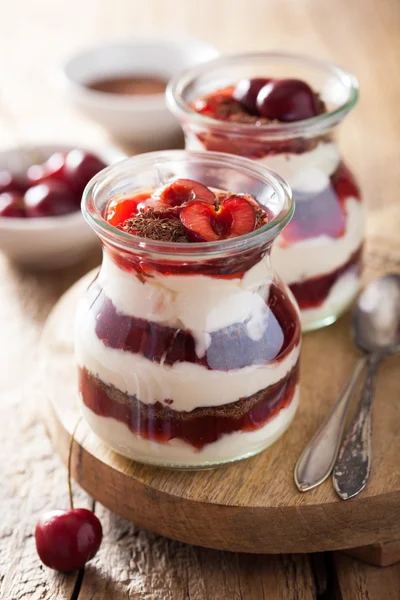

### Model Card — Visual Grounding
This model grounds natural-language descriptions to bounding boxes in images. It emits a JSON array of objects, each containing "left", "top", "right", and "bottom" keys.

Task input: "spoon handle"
[
  {"left": 333, "top": 354, "right": 381, "bottom": 500},
  {"left": 294, "top": 357, "right": 367, "bottom": 492}
]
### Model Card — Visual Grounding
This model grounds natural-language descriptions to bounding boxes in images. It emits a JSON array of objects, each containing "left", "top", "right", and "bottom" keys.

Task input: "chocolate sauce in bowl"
[{"left": 87, "top": 76, "right": 167, "bottom": 96}]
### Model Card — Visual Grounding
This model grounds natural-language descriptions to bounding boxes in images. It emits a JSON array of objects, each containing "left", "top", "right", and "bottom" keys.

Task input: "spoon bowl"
[{"left": 353, "top": 273, "right": 400, "bottom": 354}]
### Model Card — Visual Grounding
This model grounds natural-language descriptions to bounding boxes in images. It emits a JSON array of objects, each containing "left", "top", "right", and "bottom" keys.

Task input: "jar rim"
[
  {"left": 82, "top": 150, "right": 294, "bottom": 260},
  {"left": 166, "top": 51, "right": 359, "bottom": 140}
]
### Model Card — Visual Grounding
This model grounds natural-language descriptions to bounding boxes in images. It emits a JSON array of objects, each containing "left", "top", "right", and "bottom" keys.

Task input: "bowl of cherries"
[{"left": 0, "top": 144, "right": 124, "bottom": 268}]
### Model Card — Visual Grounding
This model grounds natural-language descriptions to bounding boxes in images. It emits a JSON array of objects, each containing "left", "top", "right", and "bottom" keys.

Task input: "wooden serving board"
[{"left": 38, "top": 206, "right": 400, "bottom": 555}]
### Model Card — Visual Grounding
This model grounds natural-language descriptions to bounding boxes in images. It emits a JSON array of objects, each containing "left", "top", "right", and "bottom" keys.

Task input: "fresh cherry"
[
  {"left": 24, "top": 181, "right": 77, "bottom": 217},
  {"left": 157, "top": 178, "right": 215, "bottom": 207},
  {"left": 35, "top": 508, "right": 102, "bottom": 572},
  {"left": 64, "top": 150, "right": 107, "bottom": 196},
  {"left": 141, "top": 178, "right": 216, "bottom": 214},
  {"left": 0, "top": 192, "right": 26, "bottom": 217},
  {"left": 0, "top": 169, "right": 26, "bottom": 194},
  {"left": 233, "top": 78, "right": 271, "bottom": 115},
  {"left": 27, "top": 152, "right": 67, "bottom": 187},
  {"left": 180, "top": 196, "right": 256, "bottom": 242},
  {"left": 256, "top": 79, "right": 320, "bottom": 122}
]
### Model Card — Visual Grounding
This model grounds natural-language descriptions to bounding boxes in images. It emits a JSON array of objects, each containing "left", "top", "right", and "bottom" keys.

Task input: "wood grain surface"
[{"left": 1, "top": 0, "right": 400, "bottom": 598}]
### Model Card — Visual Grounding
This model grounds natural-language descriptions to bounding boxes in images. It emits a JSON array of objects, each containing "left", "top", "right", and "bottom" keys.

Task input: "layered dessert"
[
  {"left": 167, "top": 55, "right": 364, "bottom": 330},
  {"left": 75, "top": 172, "right": 301, "bottom": 468}
]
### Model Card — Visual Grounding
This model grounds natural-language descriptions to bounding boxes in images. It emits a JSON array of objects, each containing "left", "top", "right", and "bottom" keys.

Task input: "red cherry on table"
[
  {"left": 0, "top": 192, "right": 26, "bottom": 217},
  {"left": 64, "top": 150, "right": 107, "bottom": 196},
  {"left": 0, "top": 169, "right": 26, "bottom": 194},
  {"left": 256, "top": 79, "right": 320, "bottom": 122},
  {"left": 35, "top": 508, "right": 102, "bottom": 572},
  {"left": 24, "top": 180, "right": 78, "bottom": 217},
  {"left": 233, "top": 78, "right": 271, "bottom": 115},
  {"left": 180, "top": 195, "right": 256, "bottom": 242}
]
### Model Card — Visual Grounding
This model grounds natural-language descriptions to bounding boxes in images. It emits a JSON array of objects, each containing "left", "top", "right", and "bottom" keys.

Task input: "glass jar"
[
  {"left": 75, "top": 150, "right": 301, "bottom": 469},
  {"left": 167, "top": 52, "right": 364, "bottom": 331}
]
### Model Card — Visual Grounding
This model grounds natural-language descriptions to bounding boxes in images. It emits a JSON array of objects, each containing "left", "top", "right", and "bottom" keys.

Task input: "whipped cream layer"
[
  {"left": 99, "top": 252, "right": 274, "bottom": 357},
  {"left": 300, "top": 270, "right": 360, "bottom": 330},
  {"left": 272, "top": 197, "right": 364, "bottom": 284},
  {"left": 79, "top": 387, "right": 299, "bottom": 466},
  {"left": 75, "top": 305, "right": 300, "bottom": 411},
  {"left": 185, "top": 134, "right": 340, "bottom": 189},
  {"left": 256, "top": 141, "right": 341, "bottom": 189}
]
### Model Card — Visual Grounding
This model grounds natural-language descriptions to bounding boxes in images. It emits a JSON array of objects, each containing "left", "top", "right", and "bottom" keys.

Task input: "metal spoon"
[
  {"left": 295, "top": 274, "right": 400, "bottom": 494},
  {"left": 333, "top": 274, "right": 400, "bottom": 499}
]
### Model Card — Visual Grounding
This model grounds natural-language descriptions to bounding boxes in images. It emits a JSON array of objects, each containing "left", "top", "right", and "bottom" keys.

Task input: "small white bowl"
[
  {"left": 0, "top": 144, "right": 125, "bottom": 269},
  {"left": 59, "top": 37, "right": 219, "bottom": 147}
]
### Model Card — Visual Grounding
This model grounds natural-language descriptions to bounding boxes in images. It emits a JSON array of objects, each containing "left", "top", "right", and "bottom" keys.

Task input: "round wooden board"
[{"left": 38, "top": 208, "right": 400, "bottom": 554}]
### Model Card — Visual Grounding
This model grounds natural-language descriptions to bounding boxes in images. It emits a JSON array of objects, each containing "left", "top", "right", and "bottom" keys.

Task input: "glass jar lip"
[
  {"left": 166, "top": 51, "right": 359, "bottom": 139},
  {"left": 82, "top": 149, "right": 294, "bottom": 259}
]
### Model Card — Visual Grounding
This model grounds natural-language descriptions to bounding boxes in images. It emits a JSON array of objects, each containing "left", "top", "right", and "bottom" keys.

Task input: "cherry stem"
[{"left": 67, "top": 417, "right": 82, "bottom": 510}]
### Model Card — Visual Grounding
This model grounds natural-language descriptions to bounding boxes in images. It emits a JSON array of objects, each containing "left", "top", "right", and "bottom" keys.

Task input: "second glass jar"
[
  {"left": 167, "top": 52, "right": 365, "bottom": 331},
  {"left": 75, "top": 151, "right": 301, "bottom": 469}
]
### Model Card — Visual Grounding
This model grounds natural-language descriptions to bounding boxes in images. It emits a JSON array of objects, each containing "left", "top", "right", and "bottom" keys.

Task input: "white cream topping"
[
  {"left": 79, "top": 387, "right": 299, "bottom": 466},
  {"left": 300, "top": 270, "right": 360, "bottom": 331},
  {"left": 272, "top": 197, "right": 364, "bottom": 284},
  {"left": 75, "top": 307, "right": 300, "bottom": 412},
  {"left": 99, "top": 252, "right": 274, "bottom": 357}
]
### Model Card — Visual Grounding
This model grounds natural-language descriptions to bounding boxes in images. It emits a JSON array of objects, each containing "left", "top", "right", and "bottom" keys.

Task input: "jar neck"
[{"left": 101, "top": 237, "right": 275, "bottom": 279}]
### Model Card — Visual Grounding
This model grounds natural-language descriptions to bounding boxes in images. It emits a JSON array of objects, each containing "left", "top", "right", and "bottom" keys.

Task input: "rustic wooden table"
[{"left": 1, "top": 0, "right": 400, "bottom": 598}]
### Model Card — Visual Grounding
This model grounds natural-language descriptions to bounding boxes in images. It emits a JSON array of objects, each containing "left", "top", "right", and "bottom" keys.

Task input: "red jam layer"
[
  {"left": 79, "top": 363, "right": 299, "bottom": 449},
  {"left": 89, "top": 280, "right": 300, "bottom": 369},
  {"left": 289, "top": 246, "right": 362, "bottom": 310},
  {"left": 106, "top": 239, "right": 272, "bottom": 278}
]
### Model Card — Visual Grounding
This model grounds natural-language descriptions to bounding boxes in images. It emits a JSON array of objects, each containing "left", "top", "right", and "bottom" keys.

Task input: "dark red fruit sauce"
[{"left": 289, "top": 246, "right": 362, "bottom": 310}]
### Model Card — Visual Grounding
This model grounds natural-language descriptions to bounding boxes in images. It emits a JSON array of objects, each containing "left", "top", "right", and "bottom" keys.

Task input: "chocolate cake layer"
[
  {"left": 78, "top": 362, "right": 299, "bottom": 449},
  {"left": 87, "top": 281, "right": 300, "bottom": 370}
]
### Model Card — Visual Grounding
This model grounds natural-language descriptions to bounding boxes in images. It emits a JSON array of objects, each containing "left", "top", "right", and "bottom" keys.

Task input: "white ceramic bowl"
[
  {"left": 59, "top": 37, "right": 219, "bottom": 147},
  {"left": 0, "top": 144, "right": 125, "bottom": 269}
]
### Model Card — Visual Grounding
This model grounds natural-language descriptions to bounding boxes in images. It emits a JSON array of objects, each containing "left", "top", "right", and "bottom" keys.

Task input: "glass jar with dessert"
[
  {"left": 75, "top": 150, "right": 301, "bottom": 469},
  {"left": 167, "top": 52, "right": 364, "bottom": 331}
]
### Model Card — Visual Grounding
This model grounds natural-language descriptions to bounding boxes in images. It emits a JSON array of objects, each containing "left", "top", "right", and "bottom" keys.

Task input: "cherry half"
[
  {"left": 0, "top": 192, "right": 26, "bottom": 217},
  {"left": 140, "top": 178, "right": 216, "bottom": 214},
  {"left": 233, "top": 78, "right": 271, "bottom": 115},
  {"left": 24, "top": 181, "right": 77, "bottom": 217},
  {"left": 256, "top": 79, "right": 320, "bottom": 122},
  {"left": 35, "top": 508, "right": 102, "bottom": 572},
  {"left": 180, "top": 195, "right": 256, "bottom": 242},
  {"left": 158, "top": 178, "right": 215, "bottom": 206}
]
